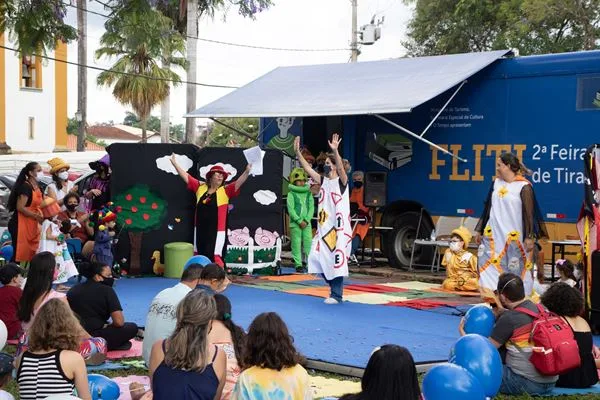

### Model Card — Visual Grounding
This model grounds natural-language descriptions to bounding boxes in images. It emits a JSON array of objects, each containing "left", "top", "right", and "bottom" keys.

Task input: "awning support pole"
[
  {"left": 420, "top": 80, "right": 466, "bottom": 138},
  {"left": 373, "top": 114, "right": 468, "bottom": 162}
]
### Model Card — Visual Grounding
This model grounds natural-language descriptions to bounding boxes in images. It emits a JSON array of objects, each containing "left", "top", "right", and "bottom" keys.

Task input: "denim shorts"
[{"left": 500, "top": 365, "right": 555, "bottom": 395}]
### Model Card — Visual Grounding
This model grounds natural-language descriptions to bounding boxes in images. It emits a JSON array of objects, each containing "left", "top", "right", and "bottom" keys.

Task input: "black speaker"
[
  {"left": 364, "top": 171, "right": 387, "bottom": 207},
  {"left": 590, "top": 250, "right": 600, "bottom": 331}
]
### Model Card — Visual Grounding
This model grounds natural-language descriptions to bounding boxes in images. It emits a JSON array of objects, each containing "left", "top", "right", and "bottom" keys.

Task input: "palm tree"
[{"left": 96, "top": 5, "right": 186, "bottom": 142}]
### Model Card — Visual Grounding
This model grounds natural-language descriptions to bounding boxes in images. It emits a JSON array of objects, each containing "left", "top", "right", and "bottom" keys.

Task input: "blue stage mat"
[{"left": 114, "top": 277, "right": 460, "bottom": 368}]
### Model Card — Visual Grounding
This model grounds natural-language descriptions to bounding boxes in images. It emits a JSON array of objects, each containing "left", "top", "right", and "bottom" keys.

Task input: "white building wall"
[{"left": 4, "top": 39, "right": 57, "bottom": 152}]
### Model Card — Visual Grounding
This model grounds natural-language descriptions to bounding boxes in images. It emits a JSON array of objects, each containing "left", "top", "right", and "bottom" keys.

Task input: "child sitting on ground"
[
  {"left": 441, "top": 226, "right": 478, "bottom": 292},
  {"left": 0, "top": 353, "right": 15, "bottom": 400},
  {"left": 556, "top": 259, "right": 578, "bottom": 287},
  {"left": 0, "top": 263, "right": 24, "bottom": 340}
]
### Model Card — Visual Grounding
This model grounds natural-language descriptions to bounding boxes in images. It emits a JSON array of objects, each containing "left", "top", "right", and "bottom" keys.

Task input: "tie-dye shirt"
[{"left": 231, "top": 364, "right": 312, "bottom": 400}]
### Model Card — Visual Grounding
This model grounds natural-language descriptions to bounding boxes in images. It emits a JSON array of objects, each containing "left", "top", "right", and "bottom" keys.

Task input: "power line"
[
  {"left": 64, "top": 2, "right": 350, "bottom": 53},
  {"left": 0, "top": 44, "right": 238, "bottom": 89}
]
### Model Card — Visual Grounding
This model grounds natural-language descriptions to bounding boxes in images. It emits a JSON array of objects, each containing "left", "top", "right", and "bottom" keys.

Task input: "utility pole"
[
  {"left": 76, "top": 0, "right": 87, "bottom": 152},
  {"left": 350, "top": 0, "right": 358, "bottom": 62}
]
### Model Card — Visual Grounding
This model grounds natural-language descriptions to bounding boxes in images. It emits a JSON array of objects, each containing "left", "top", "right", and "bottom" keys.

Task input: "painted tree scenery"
[
  {"left": 114, "top": 184, "right": 168, "bottom": 275},
  {"left": 403, "top": 0, "right": 600, "bottom": 56}
]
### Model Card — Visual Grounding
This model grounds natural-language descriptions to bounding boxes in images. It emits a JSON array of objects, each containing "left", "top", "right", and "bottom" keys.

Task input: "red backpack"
[{"left": 515, "top": 304, "right": 581, "bottom": 375}]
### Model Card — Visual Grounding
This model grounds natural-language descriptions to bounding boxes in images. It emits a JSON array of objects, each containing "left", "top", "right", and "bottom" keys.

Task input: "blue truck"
[{"left": 189, "top": 49, "right": 600, "bottom": 269}]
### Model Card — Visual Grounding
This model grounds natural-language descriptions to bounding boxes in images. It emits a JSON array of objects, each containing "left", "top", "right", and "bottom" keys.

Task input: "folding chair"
[{"left": 409, "top": 211, "right": 463, "bottom": 272}]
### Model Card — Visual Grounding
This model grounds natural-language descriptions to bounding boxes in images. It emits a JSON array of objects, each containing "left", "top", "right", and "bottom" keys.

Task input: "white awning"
[{"left": 186, "top": 49, "right": 511, "bottom": 118}]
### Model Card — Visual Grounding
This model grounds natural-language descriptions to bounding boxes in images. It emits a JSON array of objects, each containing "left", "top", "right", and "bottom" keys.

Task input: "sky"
[{"left": 63, "top": 0, "right": 413, "bottom": 126}]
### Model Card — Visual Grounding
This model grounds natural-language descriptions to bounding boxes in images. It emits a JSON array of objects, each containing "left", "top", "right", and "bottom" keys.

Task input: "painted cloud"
[
  {"left": 156, "top": 154, "right": 193, "bottom": 175},
  {"left": 253, "top": 190, "right": 277, "bottom": 206},
  {"left": 199, "top": 163, "right": 237, "bottom": 182}
]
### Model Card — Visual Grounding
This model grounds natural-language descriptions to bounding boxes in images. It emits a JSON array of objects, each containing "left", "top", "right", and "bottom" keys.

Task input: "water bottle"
[{"left": 430, "top": 229, "right": 436, "bottom": 241}]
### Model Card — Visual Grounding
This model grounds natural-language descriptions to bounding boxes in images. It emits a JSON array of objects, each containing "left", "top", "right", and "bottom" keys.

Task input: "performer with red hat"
[{"left": 170, "top": 155, "right": 252, "bottom": 267}]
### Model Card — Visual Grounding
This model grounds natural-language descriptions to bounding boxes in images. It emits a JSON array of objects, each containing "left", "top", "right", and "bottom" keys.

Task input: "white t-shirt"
[
  {"left": 46, "top": 181, "right": 75, "bottom": 211},
  {"left": 142, "top": 282, "right": 192, "bottom": 366},
  {"left": 0, "top": 390, "right": 15, "bottom": 400}
]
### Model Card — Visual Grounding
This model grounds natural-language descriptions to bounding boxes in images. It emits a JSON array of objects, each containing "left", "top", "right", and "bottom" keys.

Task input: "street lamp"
[{"left": 75, "top": 111, "right": 82, "bottom": 122}]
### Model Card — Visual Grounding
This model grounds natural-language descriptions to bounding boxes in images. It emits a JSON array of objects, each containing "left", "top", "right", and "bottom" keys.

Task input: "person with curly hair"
[
  {"left": 541, "top": 282, "right": 600, "bottom": 388},
  {"left": 232, "top": 312, "right": 311, "bottom": 399},
  {"left": 15, "top": 299, "right": 91, "bottom": 399},
  {"left": 339, "top": 345, "right": 420, "bottom": 400}
]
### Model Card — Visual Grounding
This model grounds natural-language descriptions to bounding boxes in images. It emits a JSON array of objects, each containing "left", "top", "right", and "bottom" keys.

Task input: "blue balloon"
[
  {"left": 422, "top": 363, "right": 486, "bottom": 400},
  {"left": 88, "top": 374, "right": 120, "bottom": 400},
  {"left": 0, "top": 245, "right": 13, "bottom": 262},
  {"left": 184, "top": 255, "right": 212, "bottom": 270},
  {"left": 450, "top": 334, "right": 503, "bottom": 397},
  {"left": 463, "top": 305, "right": 495, "bottom": 337}
]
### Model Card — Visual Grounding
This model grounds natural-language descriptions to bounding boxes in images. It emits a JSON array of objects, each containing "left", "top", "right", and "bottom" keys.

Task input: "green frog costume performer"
[{"left": 287, "top": 168, "right": 314, "bottom": 272}]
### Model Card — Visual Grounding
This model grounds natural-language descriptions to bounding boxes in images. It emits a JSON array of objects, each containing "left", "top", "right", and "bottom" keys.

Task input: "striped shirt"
[{"left": 17, "top": 350, "right": 75, "bottom": 399}]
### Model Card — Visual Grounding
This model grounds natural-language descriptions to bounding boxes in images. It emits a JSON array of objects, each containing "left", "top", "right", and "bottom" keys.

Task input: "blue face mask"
[{"left": 323, "top": 165, "right": 332, "bottom": 176}]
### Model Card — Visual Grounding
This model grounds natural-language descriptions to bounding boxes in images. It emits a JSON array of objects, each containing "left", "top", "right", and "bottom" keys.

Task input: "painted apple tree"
[{"left": 113, "top": 184, "right": 167, "bottom": 275}]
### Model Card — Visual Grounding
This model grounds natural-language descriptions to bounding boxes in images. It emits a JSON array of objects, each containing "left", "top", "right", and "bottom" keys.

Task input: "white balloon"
[
  {"left": 45, "top": 396, "right": 81, "bottom": 400},
  {"left": 0, "top": 320, "right": 7, "bottom": 351}
]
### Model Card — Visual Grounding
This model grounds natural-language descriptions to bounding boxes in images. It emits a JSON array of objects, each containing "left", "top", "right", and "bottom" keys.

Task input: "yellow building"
[{"left": 0, "top": 33, "right": 68, "bottom": 153}]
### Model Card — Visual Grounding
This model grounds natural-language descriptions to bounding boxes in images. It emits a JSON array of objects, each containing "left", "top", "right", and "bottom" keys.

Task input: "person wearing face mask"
[
  {"left": 58, "top": 192, "right": 94, "bottom": 244},
  {"left": 295, "top": 134, "right": 351, "bottom": 305},
  {"left": 7, "top": 162, "right": 45, "bottom": 264},
  {"left": 170, "top": 154, "right": 252, "bottom": 267},
  {"left": 349, "top": 171, "right": 370, "bottom": 264},
  {"left": 440, "top": 226, "right": 479, "bottom": 292},
  {"left": 67, "top": 261, "right": 138, "bottom": 351},
  {"left": 38, "top": 203, "right": 78, "bottom": 289},
  {"left": 0, "top": 263, "right": 25, "bottom": 339},
  {"left": 45, "top": 157, "right": 77, "bottom": 210},
  {"left": 84, "top": 154, "right": 111, "bottom": 212}
]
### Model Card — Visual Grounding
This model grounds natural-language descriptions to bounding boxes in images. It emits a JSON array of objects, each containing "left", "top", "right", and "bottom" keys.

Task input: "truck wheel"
[{"left": 385, "top": 211, "right": 434, "bottom": 270}]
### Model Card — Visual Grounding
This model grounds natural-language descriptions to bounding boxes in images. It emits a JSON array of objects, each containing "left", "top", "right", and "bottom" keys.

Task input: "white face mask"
[
  {"left": 36, "top": 171, "right": 44, "bottom": 180},
  {"left": 449, "top": 242, "right": 463, "bottom": 252},
  {"left": 574, "top": 269, "right": 582, "bottom": 280},
  {"left": 58, "top": 171, "right": 69, "bottom": 180}
]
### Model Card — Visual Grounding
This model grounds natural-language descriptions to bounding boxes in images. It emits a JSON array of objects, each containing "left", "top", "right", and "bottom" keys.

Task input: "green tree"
[
  {"left": 1, "top": 0, "right": 77, "bottom": 55},
  {"left": 403, "top": 0, "right": 600, "bottom": 56},
  {"left": 123, "top": 111, "right": 141, "bottom": 126},
  {"left": 170, "top": 123, "right": 185, "bottom": 142},
  {"left": 96, "top": 3, "right": 186, "bottom": 142},
  {"left": 114, "top": 184, "right": 168, "bottom": 275},
  {"left": 67, "top": 117, "right": 79, "bottom": 135},
  {"left": 207, "top": 118, "right": 258, "bottom": 147}
]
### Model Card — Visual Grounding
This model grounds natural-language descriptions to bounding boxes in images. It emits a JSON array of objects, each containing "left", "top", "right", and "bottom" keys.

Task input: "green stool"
[{"left": 164, "top": 242, "right": 194, "bottom": 279}]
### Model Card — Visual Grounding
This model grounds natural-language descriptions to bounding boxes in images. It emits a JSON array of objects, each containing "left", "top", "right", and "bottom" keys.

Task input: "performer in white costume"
[
  {"left": 294, "top": 134, "right": 351, "bottom": 304},
  {"left": 475, "top": 153, "right": 547, "bottom": 296}
]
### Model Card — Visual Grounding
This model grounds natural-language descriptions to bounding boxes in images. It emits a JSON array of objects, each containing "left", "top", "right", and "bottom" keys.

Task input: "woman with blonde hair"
[
  {"left": 16, "top": 298, "right": 91, "bottom": 399},
  {"left": 149, "top": 289, "right": 227, "bottom": 399}
]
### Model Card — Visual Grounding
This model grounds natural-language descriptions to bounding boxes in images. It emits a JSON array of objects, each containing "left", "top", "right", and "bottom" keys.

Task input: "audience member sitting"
[
  {"left": 541, "top": 282, "right": 599, "bottom": 388},
  {"left": 67, "top": 261, "right": 138, "bottom": 351},
  {"left": 441, "top": 226, "right": 478, "bottom": 292},
  {"left": 142, "top": 263, "right": 204, "bottom": 366},
  {"left": 17, "top": 253, "right": 107, "bottom": 365},
  {"left": 339, "top": 345, "right": 420, "bottom": 400},
  {"left": 16, "top": 299, "right": 91, "bottom": 400},
  {"left": 477, "top": 273, "right": 557, "bottom": 395},
  {"left": 209, "top": 294, "right": 246, "bottom": 400},
  {"left": 0, "top": 353, "right": 15, "bottom": 400},
  {"left": 197, "top": 263, "right": 230, "bottom": 294},
  {"left": 556, "top": 259, "right": 578, "bottom": 287},
  {"left": 148, "top": 289, "right": 227, "bottom": 400},
  {"left": 232, "top": 312, "right": 311, "bottom": 399},
  {"left": 58, "top": 192, "right": 93, "bottom": 245},
  {"left": 0, "top": 263, "right": 24, "bottom": 339}
]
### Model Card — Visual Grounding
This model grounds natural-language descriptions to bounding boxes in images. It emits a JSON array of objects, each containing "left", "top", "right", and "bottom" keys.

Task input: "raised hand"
[
  {"left": 170, "top": 153, "right": 177, "bottom": 166},
  {"left": 328, "top": 133, "right": 341, "bottom": 151},
  {"left": 294, "top": 136, "right": 301, "bottom": 154}
]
